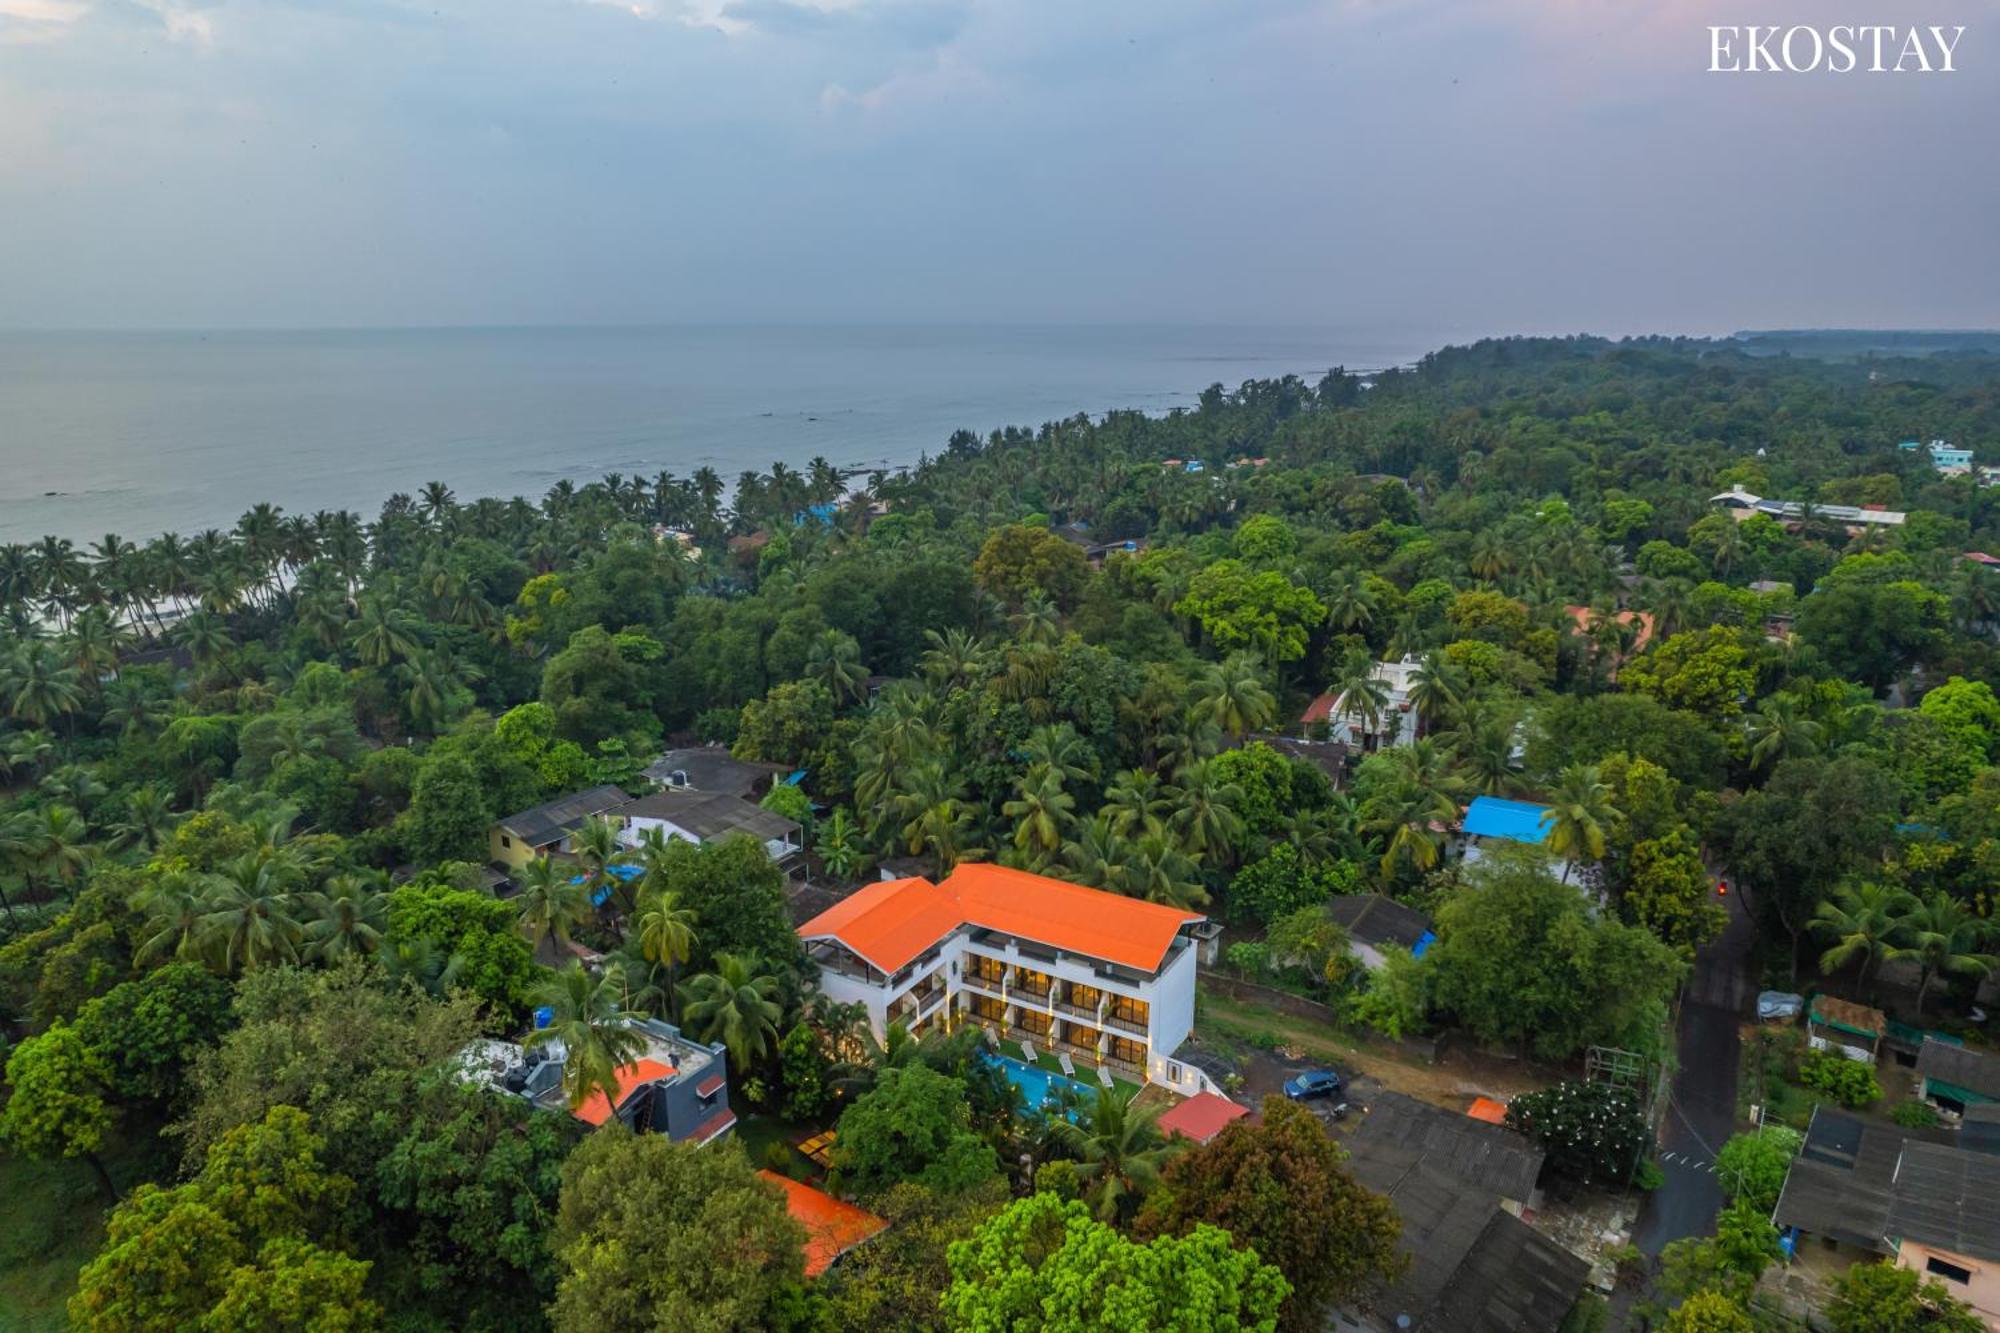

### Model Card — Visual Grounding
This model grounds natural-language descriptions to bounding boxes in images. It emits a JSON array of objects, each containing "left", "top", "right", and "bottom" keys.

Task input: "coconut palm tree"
[
  {"left": 347, "top": 594, "right": 422, "bottom": 667},
  {"left": 22, "top": 803, "right": 93, "bottom": 901},
  {"left": 197, "top": 851, "right": 304, "bottom": 973},
  {"left": 1887, "top": 893, "right": 1996, "bottom": 1014},
  {"left": 1745, "top": 695, "right": 1825, "bottom": 771},
  {"left": 301, "top": 874, "right": 387, "bottom": 962},
  {"left": 528, "top": 962, "right": 649, "bottom": 1113},
  {"left": 1322, "top": 567, "right": 1380, "bottom": 635},
  {"left": 1812, "top": 881, "right": 1919, "bottom": 1003},
  {"left": 1168, "top": 759, "right": 1245, "bottom": 864},
  {"left": 1, "top": 643, "right": 83, "bottom": 731},
  {"left": 1122, "top": 833, "right": 1208, "bottom": 909},
  {"left": 919, "top": 627, "right": 989, "bottom": 689},
  {"left": 806, "top": 630, "right": 869, "bottom": 707},
  {"left": 516, "top": 856, "right": 590, "bottom": 963},
  {"left": 1194, "top": 652, "right": 1277, "bottom": 738},
  {"left": 131, "top": 870, "right": 208, "bottom": 966},
  {"left": 1020, "top": 723, "right": 1096, "bottom": 787},
  {"left": 1406, "top": 651, "right": 1465, "bottom": 737},
  {"left": 1104, "top": 768, "right": 1171, "bottom": 840},
  {"left": 570, "top": 814, "right": 631, "bottom": 915},
  {"left": 1328, "top": 648, "right": 1390, "bottom": 744},
  {"left": 1004, "top": 764, "right": 1076, "bottom": 856},
  {"left": 1542, "top": 763, "right": 1617, "bottom": 884},
  {"left": 634, "top": 886, "right": 698, "bottom": 1001},
  {"left": 1054, "top": 1084, "right": 1180, "bottom": 1222},
  {"left": 679, "top": 952, "right": 784, "bottom": 1070},
  {"left": 109, "top": 784, "right": 179, "bottom": 853}
]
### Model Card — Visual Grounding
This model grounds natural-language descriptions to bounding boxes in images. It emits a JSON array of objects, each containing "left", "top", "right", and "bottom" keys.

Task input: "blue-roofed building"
[
  {"left": 1457, "top": 797, "right": 1575, "bottom": 882},
  {"left": 1460, "top": 797, "right": 1554, "bottom": 845}
]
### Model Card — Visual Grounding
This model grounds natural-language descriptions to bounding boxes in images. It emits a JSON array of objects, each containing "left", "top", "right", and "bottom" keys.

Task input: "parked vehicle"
[{"left": 1282, "top": 1069, "right": 1344, "bottom": 1100}]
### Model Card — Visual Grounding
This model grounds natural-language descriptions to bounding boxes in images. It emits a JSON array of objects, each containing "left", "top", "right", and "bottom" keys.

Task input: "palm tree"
[
  {"left": 920, "top": 627, "right": 988, "bottom": 689},
  {"left": 1004, "top": 764, "right": 1076, "bottom": 856},
  {"left": 528, "top": 963, "right": 649, "bottom": 1112},
  {"left": 1122, "top": 833, "right": 1208, "bottom": 909},
  {"left": 1020, "top": 723, "right": 1096, "bottom": 787},
  {"left": 1103, "top": 769, "right": 1170, "bottom": 839},
  {"left": 1745, "top": 695, "right": 1824, "bottom": 771},
  {"left": 197, "top": 851, "right": 304, "bottom": 972},
  {"left": 132, "top": 870, "right": 208, "bottom": 966},
  {"left": 634, "top": 887, "right": 698, "bottom": 1000},
  {"left": 1887, "top": 893, "right": 1996, "bottom": 1014},
  {"left": 347, "top": 595, "right": 422, "bottom": 667},
  {"left": 23, "top": 803, "right": 93, "bottom": 900},
  {"left": 516, "top": 856, "right": 590, "bottom": 962},
  {"left": 1012, "top": 592, "right": 1061, "bottom": 646},
  {"left": 1542, "top": 763, "right": 1616, "bottom": 884},
  {"left": 1322, "top": 567, "right": 1380, "bottom": 634},
  {"left": 1, "top": 643, "right": 84, "bottom": 730},
  {"left": 1328, "top": 648, "right": 1390, "bottom": 744},
  {"left": 1054, "top": 1084, "right": 1179, "bottom": 1222},
  {"left": 108, "top": 784, "right": 178, "bottom": 852},
  {"left": 381, "top": 937, "right": 467, "bottom": 998},
  {"left": 570, "top": 814, "right": 631, "bottom": 915},
  {"left": 1061, "top": 814, "right": 1129, "bottom": 891},
  {"left": 1193, "top": 652, "right": 1277, "bottom": 738},
  {"left": 1812, "top": 881, "right": 1919, "bottom": 1002},
  {"left": 805, "top": 630, "right": 868, "bottom": 707},
  {"left": 1406, "top": 651, "right": 1464, "bottom": 737},
  {"left": 817, "top": 807, "right": 863, "bottom": 881},
  {"left": 679, "top": 952, "right": 784, "bottom": 1070},
  {"left": 1168, "top": 759, "right": 1245, "bottom": 864},
  {"left": 301, "top": 874, "right": 386, "bottom": 962}
]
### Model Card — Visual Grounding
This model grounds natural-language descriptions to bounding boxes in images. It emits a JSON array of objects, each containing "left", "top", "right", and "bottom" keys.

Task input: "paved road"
[{"left": 1632, "top": 883, "right": 1756, "bottom": 1255}]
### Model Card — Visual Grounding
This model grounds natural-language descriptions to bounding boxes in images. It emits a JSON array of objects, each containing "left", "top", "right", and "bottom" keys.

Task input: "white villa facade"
[
  {"left": 798, "top": 864, "right": 1214, "bottom": 1094},
  {"left": 1315, "top": 655, "right": 1422, "bottom": 750}
]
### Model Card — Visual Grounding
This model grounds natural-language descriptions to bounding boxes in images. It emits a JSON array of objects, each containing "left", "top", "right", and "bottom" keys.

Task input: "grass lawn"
[
  {"left": 0, "top": 1130, "right": 175, "bottom": 1332},
  {"left": 733, "top": 1113, "right": 828, "bottom": 1181},
  {"left": 1023, "top": 1048, "right": 1142, "bottom": 1100},
  {"left": 1196, "top": 985, "right": 1372, "bottom": 1068}
]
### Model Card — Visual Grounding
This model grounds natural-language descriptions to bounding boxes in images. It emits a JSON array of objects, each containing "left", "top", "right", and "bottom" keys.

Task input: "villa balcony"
[
  {"left": 1103, "top": 1012, "right": 1148, "bottom": 1038},
  {"left": 1052, "top": 997, "right": 1097, "bottom": 1021},
  {"left": 959, "top": 974, "right": 1008, "bottom": 1003},
  {"left": 887, "top": 985, "right": 947, "bottom": 1027},
  {"left": 1011, "top": 978, "right": 1053, "bottom": 1001}
]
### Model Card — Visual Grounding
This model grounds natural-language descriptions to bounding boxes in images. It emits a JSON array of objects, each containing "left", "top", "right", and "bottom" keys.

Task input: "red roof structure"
[
  {"left": 1156, "top": 1092, "right": 1251, "bottom": 1145},
  {"left": 757, "top": 1171, "right": 889, "bottom": 1277},
  {"left": 799, "top": 864, "right": 1204, "bottom": 976},
  {"left": 1300, "top": 691, "right": 1339, "bottom": 726},
  {"left": 1467, "top": 1096, "right": 1509, "bottom": 1125},
  {"left": 572, "top": 1058, "right": 676, "bottom": 1127}
]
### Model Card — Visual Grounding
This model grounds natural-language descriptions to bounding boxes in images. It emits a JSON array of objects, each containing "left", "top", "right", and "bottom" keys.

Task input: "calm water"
[{"left": 0, "top": 325, "right": 1444, "bottom": 544}]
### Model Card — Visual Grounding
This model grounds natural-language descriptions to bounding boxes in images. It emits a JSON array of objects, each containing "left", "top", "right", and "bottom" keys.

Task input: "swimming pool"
[{"left": 984, "top": 1052, "right": 1098, "bottom": 1114}]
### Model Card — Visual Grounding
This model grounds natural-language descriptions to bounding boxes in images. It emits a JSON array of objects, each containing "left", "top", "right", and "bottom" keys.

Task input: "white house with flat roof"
[{"left": 798, "top": 864, "right": 1215, "bottom": 1094}]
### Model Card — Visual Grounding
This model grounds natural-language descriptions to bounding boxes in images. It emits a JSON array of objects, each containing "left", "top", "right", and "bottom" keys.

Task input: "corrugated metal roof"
[
  {"left": 1917, "top": 1038, "right": 2000, "bottom": 1102},
  {"left": 1460, "top": 797, "right": 1553, "bottom": 846}
]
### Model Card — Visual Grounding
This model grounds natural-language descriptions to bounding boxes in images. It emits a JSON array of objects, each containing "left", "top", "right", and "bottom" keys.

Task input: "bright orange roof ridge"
[
  {"left": 798, "top": 865, "right": 1204, "bottom": 976},
  {"left": 572, "top": 1057, "right": 675, "bottom": 1127},
  {"left": 758, "top": 1170, "right": 888, "bottom": 1277}
]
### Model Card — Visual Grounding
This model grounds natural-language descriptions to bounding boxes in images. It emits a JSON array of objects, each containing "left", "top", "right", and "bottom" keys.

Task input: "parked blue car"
[{"left": 1282, "top": 1069, "right": 1344, "bottom": 1101}]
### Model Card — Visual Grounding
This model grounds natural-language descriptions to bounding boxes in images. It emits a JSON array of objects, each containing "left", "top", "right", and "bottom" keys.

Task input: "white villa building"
[
  {"left": 798, "top": 864, "right": 1216, "bottom": 1094},
  {"left": 1304, "top": 655, "right": 1423, "bottom": 751}
]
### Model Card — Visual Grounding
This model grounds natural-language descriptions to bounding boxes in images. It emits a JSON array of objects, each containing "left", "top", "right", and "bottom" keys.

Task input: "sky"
[{"left": 2, "top": 0, "right": 1997, "bottom": 334}]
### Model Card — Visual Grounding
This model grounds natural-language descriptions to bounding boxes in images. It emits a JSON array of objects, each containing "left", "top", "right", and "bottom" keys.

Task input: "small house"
[
  {"left": 489, "top": 784, "right": 632, "bottom": 873},
  {"left": 1327, "top": 894, "right": 1435, "bottom": 972},
  {"left": 1808, "top": 996, "right": 1887, "bottom": 1065},
  {"left": 1917, "top": 1039, "right": 2000, "bottom": 1115},
  {"left": 641, "top": 747, "right": 786, "bottom": 800},
  {"left": 459, "top": 1018, "right": 735, "bottom": 1146},
  {"left": 1313, "top": 656, "right": 1423, "bottom": 751},
  {"left": 616, "top": 788, "right": 803, "bottom": 865},
  {"left": 1156, "top": 1092, "right": 1250, "bottom": 1146}
]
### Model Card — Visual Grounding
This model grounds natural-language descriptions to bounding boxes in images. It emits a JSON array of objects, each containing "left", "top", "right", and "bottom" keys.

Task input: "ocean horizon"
[{"left": 0, "top": 323, "right": 1456, "bottom": 544}]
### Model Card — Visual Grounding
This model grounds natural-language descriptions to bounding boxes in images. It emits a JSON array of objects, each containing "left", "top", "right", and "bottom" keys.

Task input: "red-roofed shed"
[
  {"left": 573, "top": 1058, "right": 676, "bottom": 1127},
  {"left": 1156, "top": 1092, "right": 1250, "bottom": 1145},
  {"left": 758, "top": 1170, "right": 889, "bottom": 1277}
]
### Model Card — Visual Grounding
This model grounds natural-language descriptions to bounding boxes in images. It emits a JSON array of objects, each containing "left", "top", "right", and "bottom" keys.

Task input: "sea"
[{"left": 0, "top": 324, "right": 1450, "bottom": 545}]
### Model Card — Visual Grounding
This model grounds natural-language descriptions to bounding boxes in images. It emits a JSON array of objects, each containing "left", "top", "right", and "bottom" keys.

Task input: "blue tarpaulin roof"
[{"left": 1461, "top": 796, "right": 1554, "bottom": 846}]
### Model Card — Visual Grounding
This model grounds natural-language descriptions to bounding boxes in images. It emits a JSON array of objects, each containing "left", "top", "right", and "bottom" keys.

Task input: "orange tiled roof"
[
  {"left": 798, "top": 864, "right": 1204, "bottom": 975},
  {"left": 1563, "top": 605, "right": 1656, "bottom": 653},
  {"left": 573, "top": 1057, "right": 676, "bottom": 1127},
  {"left": 1157, "top": 1092, "right": 1250, "bottom": 1144},
  {"left": 1467, "top": 1096, "right": 1509, "bottom": 1125},
  {"left": 758, "top": 1170, "right": 888, "bottom": 1277},
  {"left": 1300, "top": 691, "right": 1339, "bottom": 726}
]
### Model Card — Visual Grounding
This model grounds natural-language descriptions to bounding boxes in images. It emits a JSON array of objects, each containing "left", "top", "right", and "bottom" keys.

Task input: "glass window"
[{"left": 1926, "top": 1257, "right": 1973, "bottom": 1285}]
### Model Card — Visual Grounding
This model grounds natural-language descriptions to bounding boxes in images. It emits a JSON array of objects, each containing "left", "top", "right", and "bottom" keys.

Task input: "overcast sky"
[{"left": 2, "top": 0, "right": 1996, "bottom": 334}]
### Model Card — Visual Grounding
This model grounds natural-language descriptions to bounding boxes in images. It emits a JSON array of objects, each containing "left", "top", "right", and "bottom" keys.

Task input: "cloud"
[{"left": 819, "top": 43, "right": 991, "bottom": 112}]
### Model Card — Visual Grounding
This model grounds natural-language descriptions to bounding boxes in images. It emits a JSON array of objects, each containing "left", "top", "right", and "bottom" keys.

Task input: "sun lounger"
[
  {"left": 1058, "top": 1053, "right": 1075, "bottom": 1077},
  {"left": 1019, "top": 1039, "right": 1037, "bottom": 1063},
  {"left": 1097, "top": 1065, "right": 1114, "bottom": 1088}
]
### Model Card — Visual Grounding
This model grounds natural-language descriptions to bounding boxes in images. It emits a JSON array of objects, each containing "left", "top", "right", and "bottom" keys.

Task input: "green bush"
[
  {"left": 1798, "top": 1050, "right": 1882, "bottom": 1108},
  {"left": 1891, "top": 1099, "right": 1941, "bottom": 1129}
]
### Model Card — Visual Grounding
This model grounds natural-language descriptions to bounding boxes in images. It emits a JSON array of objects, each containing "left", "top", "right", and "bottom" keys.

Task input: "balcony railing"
[
  {"left": 1052, "top": 998, "right": 1097, "bottom": 1020},
  {"left": 1011, "top": 978, "right": 1053, "bottom": 1000},
  {"left": 1104, "top": 1012, "right": 1148, "bottom": 1037}
]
